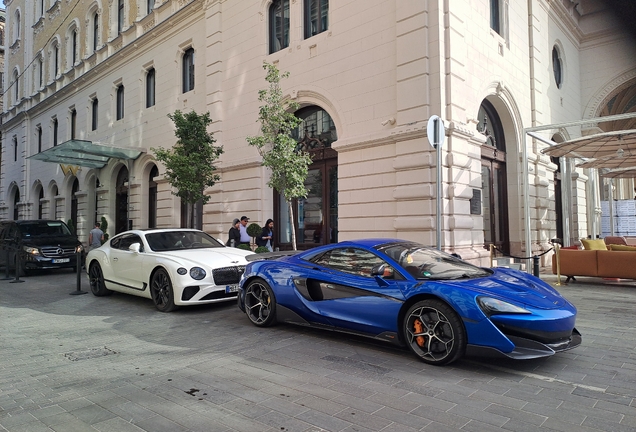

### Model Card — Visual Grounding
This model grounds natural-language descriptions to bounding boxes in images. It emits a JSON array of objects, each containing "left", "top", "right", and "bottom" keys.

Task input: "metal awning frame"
[
  {"left": 27, "top": 139, "right": 146, "bottom": 169},
  {"left": 522, "top": 111, "right": 636, "bottom": 271}
]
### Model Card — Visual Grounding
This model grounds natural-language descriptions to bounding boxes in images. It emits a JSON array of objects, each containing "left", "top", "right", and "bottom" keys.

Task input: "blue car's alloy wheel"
[
  {"left": 245, "top": 279, "right": 277, "bottom": 327},
  {"left": 404, "top": 299, "right": 466, "bottom": 365},
  {"left": 151, "top": 268, "right": 177, "bottom": 312}
]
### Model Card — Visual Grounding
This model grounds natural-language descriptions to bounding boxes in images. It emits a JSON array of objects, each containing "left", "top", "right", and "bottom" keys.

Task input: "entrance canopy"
[
  {"left": 28, "top": 140, "right": 145, "bottom": 169},
  {"left": 541, "top": 129, "right": 636, "bottom": 159},
  {"left": 576, "top": 154, "right": 636, "bottom": 169}
]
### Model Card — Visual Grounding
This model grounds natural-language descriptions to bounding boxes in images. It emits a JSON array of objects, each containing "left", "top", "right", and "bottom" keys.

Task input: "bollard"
[
  {"left": 10, "top": 250, "right": 26, "bottom": 284},
  {"left": 533, "top": 255, "right": 540, "bottom": 277},
  {"left": 70, "top": 248, "right": 87, "bottom": 295},
  {"left": 1, "top": 248, "right": 12, "bottom": 280}
]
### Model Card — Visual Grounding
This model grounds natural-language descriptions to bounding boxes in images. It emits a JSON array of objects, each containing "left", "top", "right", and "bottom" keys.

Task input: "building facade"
[{"left": 2, "top": 0, "right": 635, "bottom": 265}]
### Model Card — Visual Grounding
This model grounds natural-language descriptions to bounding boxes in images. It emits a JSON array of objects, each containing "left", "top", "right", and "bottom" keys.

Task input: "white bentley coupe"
[{"left": 86, "top": 228, "right": 254, "bottom": 312}]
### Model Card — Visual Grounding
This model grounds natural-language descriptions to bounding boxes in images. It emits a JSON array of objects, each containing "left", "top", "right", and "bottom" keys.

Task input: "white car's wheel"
[
  {"left": 89, "top": 262, "right": 112, "bottom": 296},
  {"left": 151, "top": 268, "right": 177, "bottom": 312}
]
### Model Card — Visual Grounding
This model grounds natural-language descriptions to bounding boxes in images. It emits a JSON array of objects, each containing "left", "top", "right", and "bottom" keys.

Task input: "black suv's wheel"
[
  {"left": 151, "top": 268, "right": 177, "bottom": 312},
  {"left": 403, "top": 299, "right": 466, "bottom": 365},
  {"left": 244, "top": 278, "right": 277, "bottom": 327},
  {"left": 89, "top": 262, "right": 112, "bottom": 296}
]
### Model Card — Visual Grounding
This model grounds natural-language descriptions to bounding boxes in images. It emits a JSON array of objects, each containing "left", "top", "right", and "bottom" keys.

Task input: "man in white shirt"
[{"left": 239, "top": 216, "right": 251, "bottom": 246}]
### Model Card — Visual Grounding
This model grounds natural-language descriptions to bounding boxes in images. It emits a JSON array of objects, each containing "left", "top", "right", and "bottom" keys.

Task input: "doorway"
[{"left": 115, "top": 166, "right": 129, "bottom": 234}]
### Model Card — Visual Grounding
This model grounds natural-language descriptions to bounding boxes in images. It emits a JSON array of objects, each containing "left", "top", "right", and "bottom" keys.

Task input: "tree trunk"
[
  {"left": 288, "top": 199, "right": 297, "bottom": 251},
  {"left": 189, "top": 202, "right": 195, "bottom": 228}
]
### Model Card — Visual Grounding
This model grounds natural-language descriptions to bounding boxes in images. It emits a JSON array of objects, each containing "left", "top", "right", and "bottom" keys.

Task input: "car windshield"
[
  {"left": 145, "top": 231, "right": 224, "bottom": 252},
  {"left": 377, "top": 242, "right": 491, "bottom": 280},
  {"left": 20, "top": 222, "right": 73, "bottom": 237}
]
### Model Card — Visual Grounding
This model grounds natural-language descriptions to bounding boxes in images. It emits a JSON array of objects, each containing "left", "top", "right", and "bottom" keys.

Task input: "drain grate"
[{"left": 64, "top": 347, "right": 118, "bottom": 361}]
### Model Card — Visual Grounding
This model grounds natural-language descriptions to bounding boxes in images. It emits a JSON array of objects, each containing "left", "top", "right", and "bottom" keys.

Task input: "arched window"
[
  {"left": 552, "top": 46, "right": 563, "bottom": 89},
  {"left": 116, "top": 84, "right": 125, "bottom": 120},
  {"left": 12, "top": 70, "right": 19, "bottom": 103},
  {"left": 182, "top": 48, "right": 194, "bottom": 93},
  {"left": 93, "top": 12, "right": 100, "bottom": 52},
  {"left": 52, "top": 117, "right": 58, "bottom": 146},
  {"left": 118, "top": 0, "right": 124, "bottom": 34},
  {"left": 13, "top": 10, "right": 20, "bottom": 43},
  {"left": 71, "top": 28, "right": 78, "bottom": 66},
  {"left": 269, "top": 0, "right": 289, "bottom": 54},
  {"left": 37, "top": 126, "right": 42, "bottom": 153},
  {"left": 304, "top": 0, "right": 328, "bottom": 39},
  {"left": 37, "top": 56, "right": 44, "bottom": 89},
  {"left": 148, "top": 165, "right": 158, "bottom": 228},
  {"left": 13, "top": 136, "right": 18, "bottom": 161},
  {"left": 146, "top": 68, "right": 155, "bottom": 108}
]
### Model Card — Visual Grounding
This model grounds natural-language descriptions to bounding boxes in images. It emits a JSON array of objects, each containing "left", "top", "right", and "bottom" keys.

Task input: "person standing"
[
  {"left": 257, "top": 219, "right": 274, "bottom": 252},
  {"left": 239, "top": 216, "right": 251, "bottom": 246},
  {"left": 88, "top": 222, "right": 104, "bottom": 251},
  {"left": 227, "top": 218, "right": 241, "bottom": 247}
]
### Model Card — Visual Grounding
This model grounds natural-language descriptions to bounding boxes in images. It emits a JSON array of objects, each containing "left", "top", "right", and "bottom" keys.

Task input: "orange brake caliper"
[{"left": 413, "top": 319, "right": 426, "bottom": 348}]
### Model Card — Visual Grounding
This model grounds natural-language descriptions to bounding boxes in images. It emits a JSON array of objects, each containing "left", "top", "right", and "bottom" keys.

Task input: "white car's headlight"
[
  {"left": 477, "top": 296, "right": 530, "bottom": 315},
  {"left": 23, "top": 246, "right": 40, "bottom": 255},
  {"left": 190, "top": 267, "right": 206, "bottom": 280}
]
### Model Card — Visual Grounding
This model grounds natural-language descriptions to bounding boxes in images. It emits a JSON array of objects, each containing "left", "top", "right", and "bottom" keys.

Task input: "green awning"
[{"left": 28, "top": 140, "right": 145, "bottom": 169}]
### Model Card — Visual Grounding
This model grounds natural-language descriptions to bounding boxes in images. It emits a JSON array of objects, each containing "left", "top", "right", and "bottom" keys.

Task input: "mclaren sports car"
[{"left": 238, "top": 239, "right": 581, "bottom": 365}]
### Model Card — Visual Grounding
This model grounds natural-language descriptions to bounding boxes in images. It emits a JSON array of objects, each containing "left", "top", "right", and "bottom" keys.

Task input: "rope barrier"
[{"left": 491, "top": 246, "right": 554, "bottom": 260}]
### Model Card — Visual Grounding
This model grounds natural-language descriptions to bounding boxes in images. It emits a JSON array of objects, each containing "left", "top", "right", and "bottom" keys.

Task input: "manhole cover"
[{"left": 64, "top": 347, "right": 118, "bottom": 361}]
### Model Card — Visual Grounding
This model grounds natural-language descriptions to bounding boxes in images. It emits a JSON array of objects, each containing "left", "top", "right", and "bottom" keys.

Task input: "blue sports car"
[{"left": 237, "top": 239, "right": 581, "bottom": 365}]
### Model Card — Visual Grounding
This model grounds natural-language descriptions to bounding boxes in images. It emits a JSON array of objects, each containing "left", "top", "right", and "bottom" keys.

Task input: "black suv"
[{"left": 0, "top": 220, "right": 84, "bottom": 275}]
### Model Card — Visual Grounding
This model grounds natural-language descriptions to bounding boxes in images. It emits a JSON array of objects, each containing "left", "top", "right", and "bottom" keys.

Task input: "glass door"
[{"left": 481, "top": 159, "right": 509, "bottom": 254}]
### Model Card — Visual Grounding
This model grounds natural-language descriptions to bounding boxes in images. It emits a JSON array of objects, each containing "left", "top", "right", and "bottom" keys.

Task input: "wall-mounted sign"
[{"left": 470, "top": 188, "right": 482, "bottom": 215}]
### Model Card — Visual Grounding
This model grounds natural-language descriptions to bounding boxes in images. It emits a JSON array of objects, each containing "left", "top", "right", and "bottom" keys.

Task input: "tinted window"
[
  {"left": 377, "top": 242, "right": 491, "bottom": 280},
  {"left": 19, "top": 221, "right": 72, "bottom": 237},
  {"left": 145, "top": 230, "right": 223, "bottom": 252},
  {"left": 310, "top": 247, "right": 391, "bottom": 277},
  {"left": 116, "top": 234, "right": 143, "bottom": 251}
]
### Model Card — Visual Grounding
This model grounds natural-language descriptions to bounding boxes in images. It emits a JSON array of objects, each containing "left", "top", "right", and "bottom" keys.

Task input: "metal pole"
[
  {"left": 436, "top": 141, "right": 442, "bottom": 250},
  {"left": 70, "top": 248, "right": 87, "bottom": 295}
]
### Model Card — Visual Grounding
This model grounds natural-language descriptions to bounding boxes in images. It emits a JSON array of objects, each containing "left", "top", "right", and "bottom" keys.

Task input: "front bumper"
[{"left": 23, "top": 253, "right": 81, "bottom": 270}]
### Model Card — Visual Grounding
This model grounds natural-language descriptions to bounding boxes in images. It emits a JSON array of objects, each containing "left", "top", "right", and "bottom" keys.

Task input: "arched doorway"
[
  {"left": 478, "top": 100, "right": 510, "bottom": 255},
  {"left": 52, "top": 185, "right": 59, "bottom": 220},
  {"left": 276, "top": 106, "right": 338, "bottom": 249},
  {"left": 115, "top": 166, "right": 129, "bottom": 233},
  {"left": 148, "top": 165, "right": 158, "bottom": 229},
  {"left": 71, "top": 178, "right": 79, "bottom": 232},
  {"left": 38, "top": 187, "right": 44, "bottom": 219}
]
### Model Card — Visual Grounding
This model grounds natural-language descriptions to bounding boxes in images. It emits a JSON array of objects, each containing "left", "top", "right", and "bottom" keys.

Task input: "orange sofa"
[{"left": 552, "top": 249, "right": 636, "bottom": 282}]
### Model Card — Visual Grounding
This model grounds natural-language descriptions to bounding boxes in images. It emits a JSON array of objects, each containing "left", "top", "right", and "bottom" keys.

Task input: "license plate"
[
  {"left": 225, "top": 285, "right": 239, "bottom": 293},
  {"left": 52, "top": 258, "right": 70, "bottom": 264}
]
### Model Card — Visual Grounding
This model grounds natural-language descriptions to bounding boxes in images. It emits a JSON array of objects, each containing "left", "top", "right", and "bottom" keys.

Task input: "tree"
[
  {"left": 152, "top": 110, "right": 224, "bottom": 228},
  {"left": 247, "top": 62, "right": 312, "bottom": 250}
]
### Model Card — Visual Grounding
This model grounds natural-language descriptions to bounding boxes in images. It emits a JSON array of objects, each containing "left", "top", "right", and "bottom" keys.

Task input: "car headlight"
[
  {"left": 189, "top": 267, "right": 206, "bottom": 280},
  {"left": 23, "top": 246, "right": 40, "bottom": 255},
  {"left": 477, "top": 296, "right": 530, "bottom": 315}
]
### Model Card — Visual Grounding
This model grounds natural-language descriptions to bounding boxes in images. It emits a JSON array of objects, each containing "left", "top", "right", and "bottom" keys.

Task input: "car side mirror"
[
  {"left": 129, "top": 242, "right": 141, "bottom": 253},
  {"left": 371, "top": 264, "right": 386, "bottom": 277}
]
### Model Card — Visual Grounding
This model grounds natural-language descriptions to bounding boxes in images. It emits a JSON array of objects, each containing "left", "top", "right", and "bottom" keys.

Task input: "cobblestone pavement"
[{"left": 1, "top": 270, "right": 635, "bottom": 432}]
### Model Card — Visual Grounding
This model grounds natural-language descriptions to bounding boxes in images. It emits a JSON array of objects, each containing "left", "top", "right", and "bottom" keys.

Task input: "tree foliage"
[
  {"left": 151, "top": 110, "right": 224, "bottom": 228},
  {"left": 246, "top": 62, "right": 312, "bottom": 249}
]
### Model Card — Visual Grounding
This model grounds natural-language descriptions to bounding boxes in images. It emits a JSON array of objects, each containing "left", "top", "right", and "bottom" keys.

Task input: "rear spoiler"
[{"left": 245, "top": 250, "right": 301, "bottom": 262}]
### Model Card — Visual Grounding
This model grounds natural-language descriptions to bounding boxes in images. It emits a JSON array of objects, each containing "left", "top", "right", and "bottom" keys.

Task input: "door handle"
[{"left": 113, "top": 257, "right": 118, "bottom": 261}]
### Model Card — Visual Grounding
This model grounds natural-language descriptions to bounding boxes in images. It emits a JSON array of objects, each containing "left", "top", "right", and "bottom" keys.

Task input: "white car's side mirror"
[{"left": 129, "top": 242, "right": 141, "bottom": 253}]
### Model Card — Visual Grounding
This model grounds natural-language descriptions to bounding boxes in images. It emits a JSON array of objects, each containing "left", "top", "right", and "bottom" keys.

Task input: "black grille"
[
  {"left": 201, "top": 291, "right": 238, "bottom": 301},
  {"left": 212, "top": 266, "right": 245, "bottom": 285},
  {"left": 40, "top": 247, "right": 76, "bottom": 257}
]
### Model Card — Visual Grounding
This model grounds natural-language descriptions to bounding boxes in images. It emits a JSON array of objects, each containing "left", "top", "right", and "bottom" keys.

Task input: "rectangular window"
[
  {"left": 13, "top": 136, "right": 17, "bottom": 162},
  {"left": 146, "top": 68, "right": 155, "bottom": 108},
  {"left": 37, "top": 127, "right": 42, "bottom": 153},
  {"left": 38, "top": 59, "right": 43, "bottom": 88},
  {"left": 304, "top": 0, "right": 328, "bottom": 39},
  {"left": 53, "top": 118, "right": 58, "bottom": 146},
  {"left": 54, "top": 46, "right": 59, "bottom": 76},
  {"left": 148, "top": 0, "right": 155, "bottom": 15},
  {"left": 182, "top": 48, "right": 194, "bottom": 93},
  {"left": 71, "top": 109, "right": 77, "bottom": 139},
  {"left": 269, "top": 0, "right": 290, "bottom": 54},
  {"left": 92, "top": 98, "right": 99, "bottom": 131},
  {"left": 116, "top": 85, "right": 125, "bottom": 120},
  {"left": 72, "top": 30, "right": 77, "bottom": 65}
]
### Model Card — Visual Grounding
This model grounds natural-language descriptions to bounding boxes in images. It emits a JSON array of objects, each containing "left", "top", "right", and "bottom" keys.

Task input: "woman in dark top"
[
  {"left": 227, "top": 218, "right": 241, "bottom": 247},
  {"left": 257, "top": 219, "right": 274, "bottom": 251}
]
